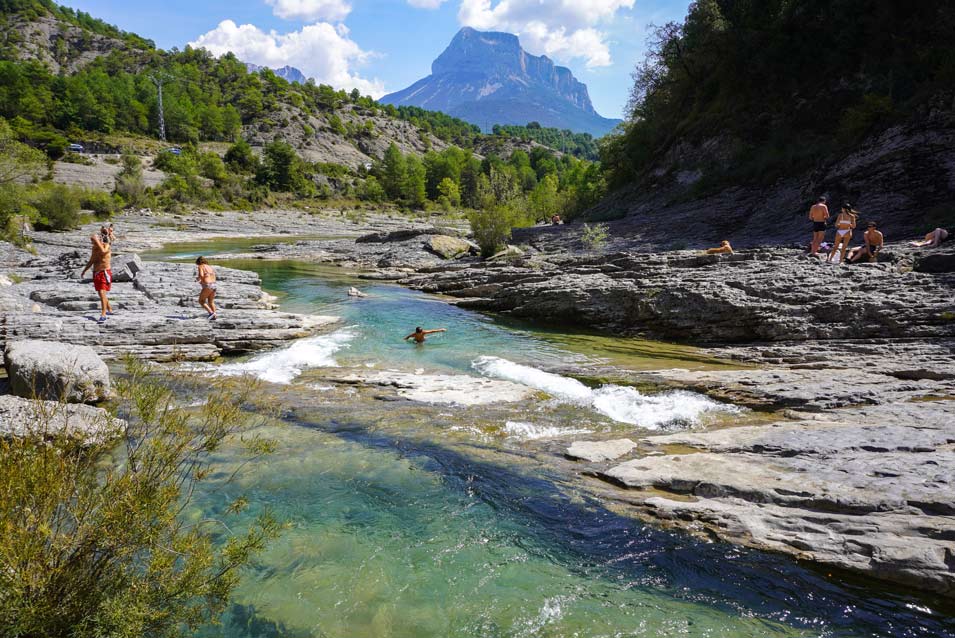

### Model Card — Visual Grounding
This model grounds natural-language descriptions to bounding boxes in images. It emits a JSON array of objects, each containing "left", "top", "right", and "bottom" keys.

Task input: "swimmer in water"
[{"left": 403, "top": 327, "right": 447, "bottom": 343}]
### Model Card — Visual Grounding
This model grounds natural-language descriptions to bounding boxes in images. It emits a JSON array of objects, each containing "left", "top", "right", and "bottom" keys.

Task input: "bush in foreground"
[{"left": 0, "top": 359, "right": 282, "bottom": 637}]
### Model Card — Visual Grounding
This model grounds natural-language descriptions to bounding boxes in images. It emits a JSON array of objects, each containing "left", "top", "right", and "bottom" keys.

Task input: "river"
[{"left": 144, "top": 241, "right": 954, "bottom": 638}]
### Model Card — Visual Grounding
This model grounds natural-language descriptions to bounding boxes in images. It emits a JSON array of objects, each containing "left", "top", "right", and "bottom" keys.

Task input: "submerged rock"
[
  {"left": 324, "top": 370, "right": 534, "bottom": 405},
  {"left": 5, "top": 339, "right": 111, "bottom": 403},
  {"left": 566, "top": 439, "right": 637, "bottom": 462}
]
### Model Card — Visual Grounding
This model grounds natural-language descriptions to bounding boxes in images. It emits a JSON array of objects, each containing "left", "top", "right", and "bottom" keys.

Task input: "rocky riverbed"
[
  {"left": 314, "top": 222, "right": 954, "bottom": 597},
  {"left": 3, "top": 208, "right": 954, "bottom": 600}
]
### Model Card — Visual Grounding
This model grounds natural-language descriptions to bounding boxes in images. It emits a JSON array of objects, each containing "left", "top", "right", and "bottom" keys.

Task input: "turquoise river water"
[{"left": 143, "top": 242, "right": 955, "bottom": 638}]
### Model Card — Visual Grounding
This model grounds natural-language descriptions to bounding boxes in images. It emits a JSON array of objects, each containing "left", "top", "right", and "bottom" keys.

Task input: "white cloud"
[
  {"left": 190, "top": 20, "right": 384, "bottom": 96},
  {"left": 408, "top": 0, "right": 447, "bottom": 8},
  {"left": 458, "top": 0, "right": 634, "bottom": 67},
  {"left": 266, "top": 0, "right": 351, "bottom": 22}
]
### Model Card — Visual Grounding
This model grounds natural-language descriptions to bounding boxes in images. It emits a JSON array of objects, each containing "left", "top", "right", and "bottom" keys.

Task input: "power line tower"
[{"left": 148, "top": 72, "right": 176, "bottom": 142}]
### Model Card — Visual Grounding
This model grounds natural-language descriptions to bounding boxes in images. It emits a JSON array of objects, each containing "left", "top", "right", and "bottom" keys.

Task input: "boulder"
[
  {"left": 5, "top": 340, "right": 111, "bottom": 403},
  {"left": 566, "top": 439, "right": 637, "bottom": 462},
  {"left": 112, "top": 253, "right": 144, "bottom": 282},
  {"left": 0, "top": 394, "right": 125, "bottom": 444},
  {"left": 426, "top": 235, "right": 472, "bottom": 260}
]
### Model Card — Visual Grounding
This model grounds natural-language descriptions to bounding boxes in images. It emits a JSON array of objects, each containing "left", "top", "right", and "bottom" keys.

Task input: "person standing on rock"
[
  {"left": 404, "top": 327, "right": 447, "bottom": 343},
  {"left": 827, "top": 203, "right": 857, "bottom": 263},
  {"left": 81, "top": 234, "right": 114, "bottom": 323},
  {"left": 195, "top": 256, "right": 218, "bottom": 321},
  {"left": 808, "top": 196, "right": 829, "bottom": 255}
]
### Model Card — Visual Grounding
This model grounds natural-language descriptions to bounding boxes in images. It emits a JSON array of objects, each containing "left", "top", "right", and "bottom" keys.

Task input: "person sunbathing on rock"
[
  {"left": 705, "top": 240, "right": 734, "bottom": 255},
  {"left": 80, "top": 234, "right": 113, "bottom": 323},
  {"left": 848, "top": 221, "right": 884, "bottom": 263},
  {"left": 910, "top": 227, "right": 950, "bottom": 248},
  {"left": 404, "top": 327, "right": 447, "bottom": 343}
]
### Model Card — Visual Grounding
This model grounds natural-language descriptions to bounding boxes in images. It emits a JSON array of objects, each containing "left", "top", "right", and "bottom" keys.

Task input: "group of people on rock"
[
  {"left": 808, "top": 197, "right": 885, "bottom": 263},
  {"left": 808, "top": 196, "right": 950, "bottom": 264},
  {"left": 81, "top": 224, "right": 217, "bottom": 323}
]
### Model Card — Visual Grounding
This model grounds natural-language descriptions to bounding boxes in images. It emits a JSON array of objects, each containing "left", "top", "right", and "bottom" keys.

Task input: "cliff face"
[
  {"left": 382, "top": 27, "right": 620, "bottom": 137},
  {"left": 583, "top": 104, "right": 955, "bottom": 248}
]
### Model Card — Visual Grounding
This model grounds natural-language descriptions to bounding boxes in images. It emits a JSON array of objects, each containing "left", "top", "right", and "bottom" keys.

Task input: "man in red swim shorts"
[{"left": 81, "top": 234, "right": 114, "bottom": 323}]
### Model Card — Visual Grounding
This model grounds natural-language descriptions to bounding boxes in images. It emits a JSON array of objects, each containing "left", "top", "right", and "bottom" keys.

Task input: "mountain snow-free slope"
[{"left": 382, "top": 28, "right": 620, "bottom": 137}]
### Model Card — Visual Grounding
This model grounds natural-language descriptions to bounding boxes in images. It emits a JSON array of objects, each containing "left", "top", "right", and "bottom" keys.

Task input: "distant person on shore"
[
  {"left": 910, "top": 227, "right": 950, "bottom": 248},
  {"left": 404, "top": 327, "right": 446, "bottom": 343},
  {"left": 705, "top": 240, "right": 734, "bottom": 255},
  {"left": 81, "top": 234, "right": 113, "bottom": 323},
  {"left": 827, "top": 203, "right": 857, "bottom": 263},
  {"left": 551, "top": 214, "right": 562, "bottom": 225},
  {"left": 808, "top": 196, "right": 829, "bottom": 255},
  {"left": 195, "top": 256, "right": 218, "bottom": 321},
  {"left": 848, "top": 221, "right": 884, "bottom": 262}
]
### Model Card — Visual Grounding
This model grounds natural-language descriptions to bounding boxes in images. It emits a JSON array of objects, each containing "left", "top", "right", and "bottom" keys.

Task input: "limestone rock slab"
[
  {"left": 566, "top": 439, "right": 637, "bottom": 462},
  {"left": 5, "top": 339, "right": 111, "bottom": 403},
  {"left": 0, "top": 394, "right": 125, "bottom": 444}
]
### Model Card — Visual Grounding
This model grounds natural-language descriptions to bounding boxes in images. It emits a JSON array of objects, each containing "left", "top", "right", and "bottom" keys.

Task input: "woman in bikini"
[
  {"left": 827, "top": 203, "right": 857, "bottom": 263},
  {"left": 195, "top": 256, "right": 218, "bottom": 320}
]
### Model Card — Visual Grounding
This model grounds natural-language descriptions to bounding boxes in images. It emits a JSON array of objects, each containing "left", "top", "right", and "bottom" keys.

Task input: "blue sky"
[{"left": 63, "top": 0, "right": 690, "bottom": 119}]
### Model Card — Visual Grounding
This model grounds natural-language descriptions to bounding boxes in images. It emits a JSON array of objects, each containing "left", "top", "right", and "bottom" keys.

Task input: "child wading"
[{"left": 195, "top": 256, "right": 218, "bottom": 320}]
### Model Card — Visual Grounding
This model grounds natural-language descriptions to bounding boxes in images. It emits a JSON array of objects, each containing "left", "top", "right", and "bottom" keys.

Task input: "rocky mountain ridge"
[
  {"left": 245, "top": 63, "right": 308, "bottom": 85},
  {"left": 381, "top": 27, "right": 620, "bottom": 137},
  {"left": 0, "top": 13, "right": 142, "bottom": 74}
]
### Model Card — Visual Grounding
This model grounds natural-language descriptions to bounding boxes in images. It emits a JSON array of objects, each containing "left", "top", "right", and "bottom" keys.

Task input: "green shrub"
[
  {"left": 79, "top": 189, "right": 119, "bottom": 218},
  {"left": 328, "top": 114, "right": 346, "bottom": 135},
  {"left": 113, "top": 153, "right": 146, "bottom": 206},
  {"left": 357, "top": 176, "right": 386, "bottom": 202},
  {"left": 199, "top": 152, "right": 228, "bottom": 184},
  {"left": 61, "top": 152, "right": 93, "bottom": 166},
  {"left": 581, "top": 223, "right": 610, "bottom": 250},
  {"left": 224, "top": 140, "right": 256, "bottom": 173},
  {"left": 0, "top": 359, "right": 282, "bottom": 637},
  {"left": 468, "top": 201, "right": 525, "bottom": 257},
  {"left": 32, "top": 184, "right": 81, "bottom": 231}
]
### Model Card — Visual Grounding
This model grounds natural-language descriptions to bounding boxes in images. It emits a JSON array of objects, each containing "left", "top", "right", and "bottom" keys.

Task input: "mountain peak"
[
  {"left": 246, "top": 63, "right": 308, "bottom": 84},
  {"left": 383, "top": 27, "right": 620, "bottom": 137}
]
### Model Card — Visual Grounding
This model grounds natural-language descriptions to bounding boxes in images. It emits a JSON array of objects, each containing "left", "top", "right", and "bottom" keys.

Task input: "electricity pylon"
[{"left": 148, "top": 72, "right": 176, "bottom": 142}]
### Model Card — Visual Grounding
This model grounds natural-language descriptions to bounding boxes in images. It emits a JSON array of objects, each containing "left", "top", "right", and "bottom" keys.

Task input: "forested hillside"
[
  {"left": 591, "top": 0, "right": 955, "bottom": 245},
  {"left": 0, "top": 0, "right": 604, "bottom": 251},
  {"left": 603, "top": 1, "right": 955, "bottom": 189},
  {"left": 491, "top": 123, "right": 600, "bottom": 161}
]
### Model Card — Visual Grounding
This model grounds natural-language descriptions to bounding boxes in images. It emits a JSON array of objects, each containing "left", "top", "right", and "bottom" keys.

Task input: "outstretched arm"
[
  {"left": 423, "top": 329, "right": 447, "bottom": 335},
  {"left": 403, "top": 333, "right": 415, "bottom": 341}
]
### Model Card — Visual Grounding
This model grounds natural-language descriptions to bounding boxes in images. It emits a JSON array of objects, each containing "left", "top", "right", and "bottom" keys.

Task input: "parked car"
[
  {"left": 68, "top": 143, "right": 85, "bottom": 153},
  {"left": 165, "top": 146, "right": 182, "bottom": 156}
]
